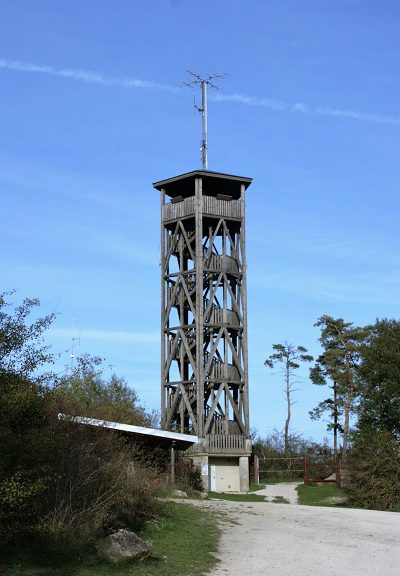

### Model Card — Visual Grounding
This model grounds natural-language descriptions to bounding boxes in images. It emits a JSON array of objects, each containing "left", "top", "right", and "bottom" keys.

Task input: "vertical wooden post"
[
  {"left": 170, "top": 440, "right": 176, "bottom": 485},
  {"left": 195, "top": 177, "right": 204, "bottom": 438},
  {"left": 303, "top": 454, "right": 309, "bottom": 485},
  {"left": 160, "top": 188, "right": 166, "bottom": 429},
  {"left": 240, "top": 184, "right": 250, "bottom": 436},
  {"left": 254, "top": 454, "right": 260, "bottom": 485}
]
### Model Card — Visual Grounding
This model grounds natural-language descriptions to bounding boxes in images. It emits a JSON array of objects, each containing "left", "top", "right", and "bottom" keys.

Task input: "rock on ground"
[
  {"left": 96, "top": 529, "right": 151, "bottom": 563},
  {"left": 172, "top": 489, "right": 188, "bottom": 498}
]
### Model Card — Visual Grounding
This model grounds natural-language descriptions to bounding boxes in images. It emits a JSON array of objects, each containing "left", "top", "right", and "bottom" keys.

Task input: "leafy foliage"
[
  {"left": 0, "top": 294, "right": 58, "bottom": 543},
  {"left": 56, "top": 353, "right": 158, "bottom": 427},
  {"left": 310, "top": 316, "right": 367, "bottom": 461},
  {"left": 0, "top": 291, "right": 55, "bottom": 380},
  {"left": 345, "top": 431, "right": 400, "bottom": 510},
  {"left": 357, "top": 319, "right": 400, "bottom": 440},
  {"left": 0, "top": 292, "right": 162, "bottom": 551}
]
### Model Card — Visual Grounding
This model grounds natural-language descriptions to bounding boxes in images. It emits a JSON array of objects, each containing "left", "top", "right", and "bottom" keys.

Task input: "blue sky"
[{"left": 1, "top": 0, "right": 399, "bottom": 443}]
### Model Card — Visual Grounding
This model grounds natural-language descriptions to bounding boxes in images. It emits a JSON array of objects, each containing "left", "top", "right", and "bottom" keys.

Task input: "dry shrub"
[
  {"left": 346, "top": 431, "right": 400, "bottom": 510},
  {"left": 175, "top": 456, "right": 203, "bottom": 492},
  {"left": 40, "top": 422, "right": 162, "bottom": 551}
]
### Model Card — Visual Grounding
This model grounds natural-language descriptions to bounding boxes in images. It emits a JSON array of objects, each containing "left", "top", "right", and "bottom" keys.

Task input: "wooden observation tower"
[{"left": 153, "top": 170, "right": 252, "bottom": 491}]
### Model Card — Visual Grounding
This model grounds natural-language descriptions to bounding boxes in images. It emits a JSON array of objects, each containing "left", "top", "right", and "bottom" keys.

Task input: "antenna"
[
  {"left": 180, "top": 71, "right": 227, "bottom": 170},
  {"left": 69, "top": 319, "right": 81, "bottom": 372}
]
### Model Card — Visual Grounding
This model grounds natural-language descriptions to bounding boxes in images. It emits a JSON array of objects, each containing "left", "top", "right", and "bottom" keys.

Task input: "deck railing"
[
  {"left": 162, "top": 196, "right": 243, "bottom": 222},
  {"left": 206, "top": 253, "right": 239, "bottom": 273},
  {"left": 207, "top": 434, "right": 246, "bottom": 454},
  {"left": 210, "top": 362, "right": 241, "bottom": 381},
  {"left": 189, "top": 434, "right": 249, "bottom": 455},
  {"left": 209, "top": 307, "right": 239, "bottom": 326}
]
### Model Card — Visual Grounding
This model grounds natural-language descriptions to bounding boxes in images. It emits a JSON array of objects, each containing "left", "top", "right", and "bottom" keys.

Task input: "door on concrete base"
[{"left": 209, "top": 457, "right": 240, "bottom": 492}]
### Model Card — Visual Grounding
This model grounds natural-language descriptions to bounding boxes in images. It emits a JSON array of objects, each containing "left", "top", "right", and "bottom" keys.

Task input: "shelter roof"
[{"left": 58, "top": 414, "right": 198, "bottom": 450}]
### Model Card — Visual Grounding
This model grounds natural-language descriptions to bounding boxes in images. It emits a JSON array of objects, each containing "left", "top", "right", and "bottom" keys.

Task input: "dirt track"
[{"left": 189, "top": 498, "right": 400, "bottom": 576}]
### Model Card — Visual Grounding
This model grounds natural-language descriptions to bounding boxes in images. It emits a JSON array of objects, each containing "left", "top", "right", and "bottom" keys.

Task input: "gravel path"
[
  {"left": 256, "top": 481, "right": 301, "bottom": 504},
  {"left": 188, "top": 499, "right": 400, "bottom": 576}
]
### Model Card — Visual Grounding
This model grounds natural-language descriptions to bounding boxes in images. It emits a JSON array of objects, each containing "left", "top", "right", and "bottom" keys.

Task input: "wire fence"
[
  {"left": 256, "top": 456, "right": 304, "bottom": 482},
  {"left": 254, "top": 455, "right": 341, "bottom": 487}
]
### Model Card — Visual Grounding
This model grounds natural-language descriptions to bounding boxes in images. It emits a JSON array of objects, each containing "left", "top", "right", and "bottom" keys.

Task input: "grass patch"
[
  {"left": 249, "top": 482, "right": 266, "bottom": 492},
  {"left": 209, "top": 492, "right": 266, "bottom": 502},
  {"left": 0, "top": 503, "right": 219, "bottom": 576},
  {"left": 271, "top": 496, "right": 290, "bottom": 504},
  {"left": 297, "top": 483, "right": 346, "bottom": 507}
]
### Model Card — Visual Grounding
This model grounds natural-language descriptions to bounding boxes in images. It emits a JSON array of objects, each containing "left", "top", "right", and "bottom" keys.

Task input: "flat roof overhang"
[
  {"left": 58, "top": 414, "right": 198, "bottom": 451},
  {"left": 153, "top": 170, "right": 252, "bottom": 199}
]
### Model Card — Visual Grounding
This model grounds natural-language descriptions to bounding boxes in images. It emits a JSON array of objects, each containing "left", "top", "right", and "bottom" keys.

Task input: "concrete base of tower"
[{"left": 190, "top": 454, "right": 250, "bottom": 493}]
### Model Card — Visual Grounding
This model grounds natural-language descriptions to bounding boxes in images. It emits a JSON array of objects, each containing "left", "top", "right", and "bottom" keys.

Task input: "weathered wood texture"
[
  {"left": 159, "top": 173, "right": 251, "bottom": 456},
  {"left": 162, "top": 195, "right": 243, "bottom": 222}
]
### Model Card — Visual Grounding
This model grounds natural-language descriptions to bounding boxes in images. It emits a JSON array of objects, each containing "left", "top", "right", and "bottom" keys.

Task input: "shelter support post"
[{"left": 170, "top": 441, "right": 176, "bottom": 484}]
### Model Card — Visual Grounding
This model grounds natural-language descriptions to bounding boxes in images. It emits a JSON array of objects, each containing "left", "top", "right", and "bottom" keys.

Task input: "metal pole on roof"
[
  {"left": 179, "top": 71, "right": 227, "bottom": 170},
  {"left": 201, "top": 80, "right": 208, "bottom": 169}
]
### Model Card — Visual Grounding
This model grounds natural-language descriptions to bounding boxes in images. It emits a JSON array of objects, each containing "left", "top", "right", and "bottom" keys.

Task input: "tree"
[
  {"left": 311, "top": 315, "right": 367, "bottom": 463},
  {"left": 357, "top": 319, "right": 400, "bottom": 440},
  {"left": 309, "top": 361, "right": 343, "bottom": 459},
  {"left": 264, "top": 343, "right": 313, "bottom": 455},
  {"left": 0, "top": 290, "right": 55, "bottom": 380},
  {"left": 0, "top": 293, "right": 161, "bottom": 548},
  {"left": 0, "top": 292, "right": 57, "bottom": 542},
  {"left": 56, "top": 353, "right": 158, "bottom": 428}
]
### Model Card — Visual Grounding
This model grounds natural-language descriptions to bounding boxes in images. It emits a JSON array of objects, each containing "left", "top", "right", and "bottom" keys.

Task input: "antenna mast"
[{"left": 180, "top": 71, "right": 226, "bottom": 170}]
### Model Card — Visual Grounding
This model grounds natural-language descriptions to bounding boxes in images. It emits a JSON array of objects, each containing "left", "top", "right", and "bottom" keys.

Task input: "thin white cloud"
[
  {"left": 212, "top": 92, "right": 287, "bottom": 111},
  {"left": 0, "top": 58, "right": 176, "bottom": 92},
  {"left": 316, "top": 106, "right": 400, "bottom": 125},
  {"left": 51, "top": 327, "right": 159, "bottom": 344},
  {"left": 213, "top": 91, "right": 400, "bottom": 126},
  {"left": 2, "top": 57, "right": 399, "bottom": 126}
]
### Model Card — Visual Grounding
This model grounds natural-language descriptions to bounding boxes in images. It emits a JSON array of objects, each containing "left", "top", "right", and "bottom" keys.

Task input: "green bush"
[
  {"left": 0, "top": 293, "right": 165, "bottom": 554},
  {"left": 346, "top": 431, "right": 400, "bottom": 510}
]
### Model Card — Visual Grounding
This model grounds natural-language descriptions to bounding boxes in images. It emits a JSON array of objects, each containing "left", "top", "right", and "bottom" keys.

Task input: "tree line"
[{"left": 263, "top": 314, "right": 400, "bottom": 509}]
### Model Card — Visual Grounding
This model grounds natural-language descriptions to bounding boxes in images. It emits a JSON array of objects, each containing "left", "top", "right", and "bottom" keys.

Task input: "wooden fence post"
[
  {"left": 335, "top": 454, "right": 341, "bottom": 488},
  {"left": 254, "top": 454, "right": 260, "bottom": 485},
  {"left": 303, "top": 454, "right": 308, "bottom": 485}
]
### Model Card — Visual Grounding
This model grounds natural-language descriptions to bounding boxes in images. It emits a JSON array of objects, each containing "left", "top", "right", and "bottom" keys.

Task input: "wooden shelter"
[{"left": 153, "top": 170, "right": 252, "bottom": 491}]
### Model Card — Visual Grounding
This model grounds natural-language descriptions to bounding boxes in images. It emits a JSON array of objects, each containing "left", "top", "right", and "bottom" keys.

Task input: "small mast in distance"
[{"left": 180, "top": 71, "right": 227, "bottom": 170}]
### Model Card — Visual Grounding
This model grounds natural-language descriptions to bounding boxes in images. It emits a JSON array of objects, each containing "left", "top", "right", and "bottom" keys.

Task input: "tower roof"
[{"left": 153, "top": 169, "right": 252, "bottom": 199}]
